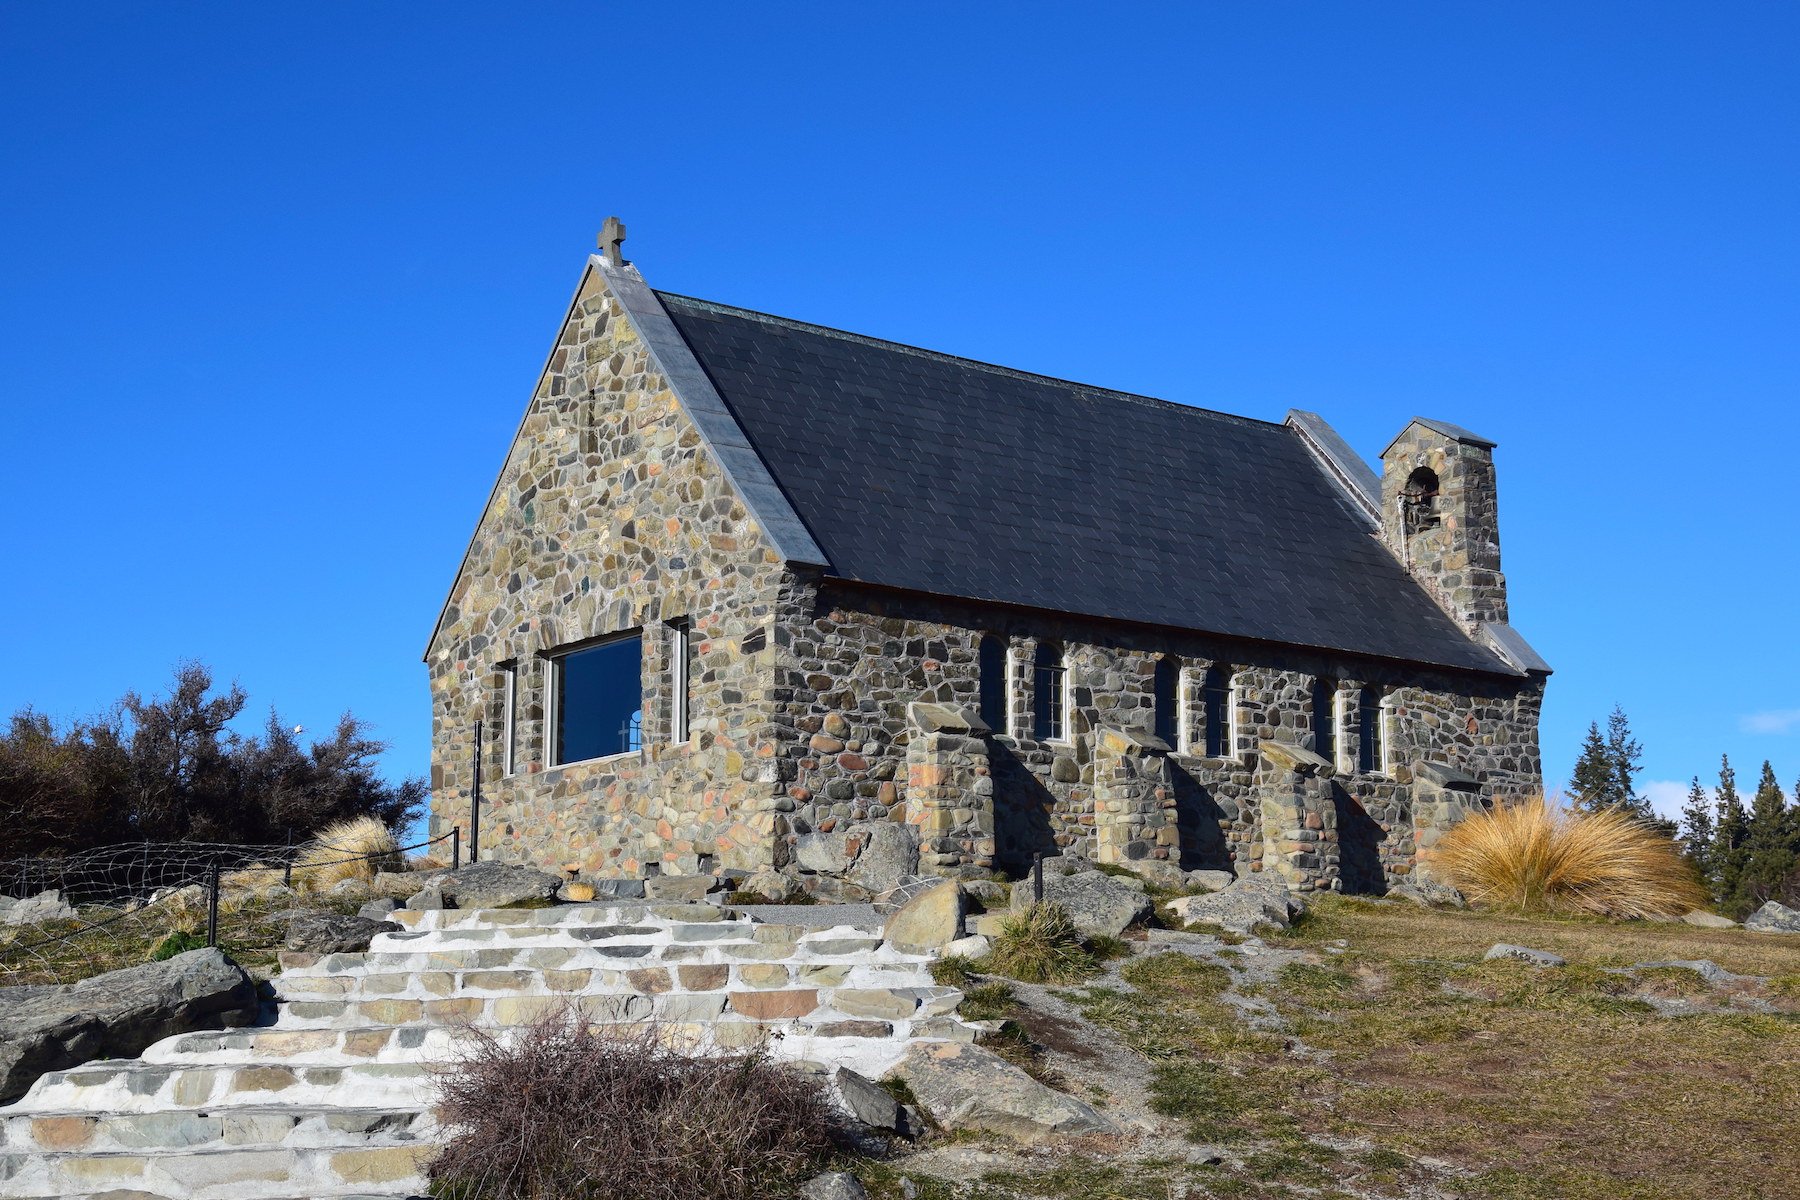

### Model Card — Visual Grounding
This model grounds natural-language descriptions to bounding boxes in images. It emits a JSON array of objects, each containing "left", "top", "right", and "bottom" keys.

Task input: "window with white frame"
[
  {"left": 500, "top": 660, "right": 519, "bottom": 775},
  {"left": 1032, "top": 641, "right": 1067, "bottom": 742},
  {"left": 550, "top": 631, "right": 644, "bottom": 765},
  {"left": 1332, "top": 685, "right": 1351, "bottom": 773},
  {"left": 667, "top": 618, "right": 692, "bottom": 744}
]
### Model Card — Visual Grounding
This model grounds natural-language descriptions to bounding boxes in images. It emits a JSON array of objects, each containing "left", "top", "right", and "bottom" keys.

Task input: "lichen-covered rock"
[
  {"left": 887, "top": 1041, "right": 1115, "bottom": 1142},
  {"left": 1009, "top": 870, "right": 1151, "bottom": 937},
  {"left": 357, "top": 897, "right": 402, "bottom": 922},
  {"left": 1166, "top": 874, "right": 1301, "bottom": 934},
  {"left": 1681, "top": 910, "right": 1740, "bottom": 929},
  {"left": 1184, "top": 869, "right": 1236, "bottom": 891},
  {"left": 643, "top": 874, "right": 717, "bottom": 902},
  {"left": 285, "top": 912, "right": 402, "bottom": 954},
  {"left": 0, "top": 948, "right": 257, "bottom": 1103},
  {"left": 1745, "top": 901, "right": 1800, "bottom": 933},
  {"left": 800, "top": 1172, "right": 869, "bottom": 1200},
  {"left": 1389, "top": 879, "right": 1467, "bottom": 908},
  {"left": 1, "top": 889, "right": 77, "bottom": 926},
  {"left": 844, "top": 821, "right": 921, "bottom": 893},
  {"left": 883, "top": 881, "right": 965, "bottom": 953},
  {"left": 434, "top": 860, "right": 562, "bottom": 909},
  {"left": 1484, "top": 943, "right": 1566, "bottom": 967}
]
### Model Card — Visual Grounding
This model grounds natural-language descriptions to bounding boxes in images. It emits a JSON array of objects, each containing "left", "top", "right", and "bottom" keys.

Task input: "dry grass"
[
  {"left": 1054, "top": 894, "right": 1800, "bottom": 1200},
  {"left": 1435, "top": 797, "right": 1708, "bottom": 918},
  {"left": 289, "top": 816, "right": 402, "bottom": 893},
  {"left": 427, "top": 1007, "right": 847, "bottom": 1200},
  {"left": 984, "top": 902, "right": 1101, "bottom": 984}
]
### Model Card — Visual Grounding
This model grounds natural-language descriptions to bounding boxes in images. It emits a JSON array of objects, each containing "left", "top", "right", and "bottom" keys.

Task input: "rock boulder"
[
  {"left": 883, "top": 881, "right": 965, "bottom": 953},
  {"left": 285, "top": 912, "right": 401, "bottom": 954},
  {"left": 432, "top": 860, "right": 562, "bottom": 909},
  {"left": 2, "top": 890, "right": 78, "bottom": 926},
  {"left": 1484, "top": 943, "right": 1566, "bottom": 967},
  {"left": 1389, "top": 879, "right": 1467, "bottom": 908},
  {"left": 1681, "top": 910, "right": 1740, "bottom": 929},
  {"left": 1166, "top": 874, "right": 1302, "bottom": 934},
  {"left": 1009, "top": 870, "right": 1151, "bottom": 937},
  {"left": 887, "top": 1041, "right": 1115, "bottom": 1142},
  {"left": 0, "top": 948, "right": 258, "bottom": 1103},
  {"left": 1745, "top": 901, "right": 1800, "bottom": 933}
]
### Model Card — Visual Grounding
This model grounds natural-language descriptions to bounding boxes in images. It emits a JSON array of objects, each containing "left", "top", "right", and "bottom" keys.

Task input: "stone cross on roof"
[{"left": 598, "top": 216, "right": 627, "bottom": 267}]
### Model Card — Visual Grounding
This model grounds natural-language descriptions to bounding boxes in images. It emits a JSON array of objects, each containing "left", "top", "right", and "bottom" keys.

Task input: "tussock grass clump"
[
  {"left": 987, "top": 902, "right": 1100, "bottom": 983},
  {"left": 429, "top": 1008, "right": 847, "bottom": 1200},
  {"left": 1435, "top": 797, "right": 1707, "bottom": 919},
  {"left": 290, "top": 816, "right": 401, "bottom": 893}
]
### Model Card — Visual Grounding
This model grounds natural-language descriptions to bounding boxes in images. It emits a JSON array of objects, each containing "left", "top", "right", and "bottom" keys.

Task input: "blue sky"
[{"left": 3, "top": 2, "right": 1797, "bottom": 828}]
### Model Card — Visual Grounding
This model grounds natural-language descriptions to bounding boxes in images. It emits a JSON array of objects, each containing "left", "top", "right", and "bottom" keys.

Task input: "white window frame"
[
  {"left": 1177, "top": 664, "right": 1195, "bottom": 755},
  {"left": 1228, "top": 672, "right": 1245, "bottom": 760},
  {"left": 1332, "top": 685, "right": 1352, "bottom": 775},
  {"left": 1379, "top": 691, "right": 1400, "bottom": 776},
  {"left": 501, "top": 661, "right": 518, "bottom": 776},
  {"left": 546, "top": 630, "right": 645, "bottom": 768}
]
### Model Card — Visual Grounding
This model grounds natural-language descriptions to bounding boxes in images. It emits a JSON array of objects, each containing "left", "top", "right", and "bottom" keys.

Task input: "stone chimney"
[{"left": 1379, "top": 418, "right": 1507, "bottom": 632}]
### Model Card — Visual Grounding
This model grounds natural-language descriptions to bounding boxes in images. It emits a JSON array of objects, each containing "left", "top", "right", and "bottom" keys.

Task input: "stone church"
[{"left": 426, "top": 224, "right": 1548, "bottom": 895}]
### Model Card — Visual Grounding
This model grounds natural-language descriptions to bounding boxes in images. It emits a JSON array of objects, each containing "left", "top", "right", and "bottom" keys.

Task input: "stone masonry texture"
[{"left": 428, "top": 261, "right": 1546, "bottom": 894}]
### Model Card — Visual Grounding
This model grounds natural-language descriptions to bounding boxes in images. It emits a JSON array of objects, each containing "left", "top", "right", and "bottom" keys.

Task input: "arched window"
[
  {"left": 1154, "top": 656, "right": 1180, "bottom": 748},
  {"left": 1032, "top": 641, "right": 1067, "bottom": 742},
  {"left": 1202, "top": 665, "right": 1231, "bottom": 758},
  {"left": 1402, "top": 466, "right": 1441, "bottom": 533},
  {"left": 978, "top": 634, "right": 1008, "bottom": 733}
]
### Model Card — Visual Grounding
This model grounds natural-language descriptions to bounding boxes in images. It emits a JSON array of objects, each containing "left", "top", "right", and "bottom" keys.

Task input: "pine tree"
[
  {"left": 1568, "top": 707, "right": 1668, "bottom": 831},
  {"left": 1739, "top": 761, "right": 1796, "bottom": 910},
  {"left": 1711, "top": 755, "right": 1751, "bottom": 915},
  {"left": 1567, "top": 721, "right": 1616, "bottom": 814},
  {"left": 1679, "top": 776, "right": 1715, "bottom": 887},
  {"left": 1604, "top": 706, "right": 1649, "bottom": 819}
]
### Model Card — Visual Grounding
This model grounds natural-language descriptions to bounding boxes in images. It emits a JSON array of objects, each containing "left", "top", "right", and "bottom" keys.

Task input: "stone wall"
[
  {"left": 766, "top": 578, "right": 1545, "bottom": 891},
  {"left": 427, "top": 267, "right": 789, "bottom": 878}
]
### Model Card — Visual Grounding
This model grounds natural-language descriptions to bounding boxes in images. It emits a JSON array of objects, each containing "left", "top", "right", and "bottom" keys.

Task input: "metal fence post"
[
  {"left": 1032, "top": 851, "right": 1044, "bottom": 905},
  {"left": 451, "top": 825, "right": 461, "bottom": 870},
  {"left": 469, "top": 718, "right": 483, "bottom": 865},
  {"left": 206, "top": 861, "right": 221, "bottom": 948}
]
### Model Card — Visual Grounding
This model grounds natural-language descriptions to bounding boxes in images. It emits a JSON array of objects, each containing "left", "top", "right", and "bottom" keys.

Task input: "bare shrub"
[
  {"left": 428, "top": 1008, "right": 849, "bottom": 1200},
  {"left": 1436, "top": 796, "right": 1708, "bottom": 918}
]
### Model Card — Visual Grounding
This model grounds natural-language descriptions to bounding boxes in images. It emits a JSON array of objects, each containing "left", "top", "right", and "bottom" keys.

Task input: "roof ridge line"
[{"left": 653, "top": 290, "right": 1287, "bottom": 432}]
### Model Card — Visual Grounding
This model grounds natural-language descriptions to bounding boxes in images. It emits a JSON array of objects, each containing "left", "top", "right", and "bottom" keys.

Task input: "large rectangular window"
[
  {"left": 1032, "top": 642, "right": 1067, "bottom": 742},
  {"left": 978, "top": 635, "right": 1008, "bottom": 732},
  {"left": 552, "top": 632, "right": 643, "bottom": 765}
]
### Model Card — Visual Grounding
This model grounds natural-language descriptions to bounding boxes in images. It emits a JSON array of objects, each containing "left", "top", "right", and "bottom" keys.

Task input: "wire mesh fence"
[{"left": 0, "top": 829, "right": 458, "bottom": 987}]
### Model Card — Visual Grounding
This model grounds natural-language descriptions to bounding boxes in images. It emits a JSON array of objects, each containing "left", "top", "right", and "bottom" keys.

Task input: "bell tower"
[{"left": 1379, "top": 418, "right": 1507, "bottom": 632}]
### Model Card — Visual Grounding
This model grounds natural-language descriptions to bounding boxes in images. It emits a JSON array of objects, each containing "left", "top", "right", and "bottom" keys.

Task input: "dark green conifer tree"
[
  {"left": 1711, "top": 755, "right": 1751, "bottom": 915},
  {"left": 1739, "top": 761, "right": 1796, "bottom": 910},
  {"left": 1679, "top": 776, "right": 1715, "bottom": 887},
  {"left": 1567, "top": 720, "right": 1616, "bottom": 814}
]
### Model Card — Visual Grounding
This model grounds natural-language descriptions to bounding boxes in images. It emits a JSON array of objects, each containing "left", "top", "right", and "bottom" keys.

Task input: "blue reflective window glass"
[{"left": 555, "top": 634, "right": 643, "bottom": 764}]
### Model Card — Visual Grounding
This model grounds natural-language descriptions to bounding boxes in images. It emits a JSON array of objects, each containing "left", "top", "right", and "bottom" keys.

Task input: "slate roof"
[{"left": 657, "top": 293, "right": 1510, "bottom": 675}]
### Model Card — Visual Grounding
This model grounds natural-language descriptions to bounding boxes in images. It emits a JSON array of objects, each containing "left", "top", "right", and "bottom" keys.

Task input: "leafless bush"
[{"left": 428, "top": 1007, "right": 850, "bottom": 1200}]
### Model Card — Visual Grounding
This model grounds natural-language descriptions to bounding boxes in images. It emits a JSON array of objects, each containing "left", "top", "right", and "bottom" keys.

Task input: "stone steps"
[
  {"left": 4, "top": 1140, "right": 431, "bottom": 1199},
  {"left": 2, "top": 1104, "right": 433, "bottom": 1156},
  {"left": 0, "top": 900, "right": 967, "bottom": 1199}
]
